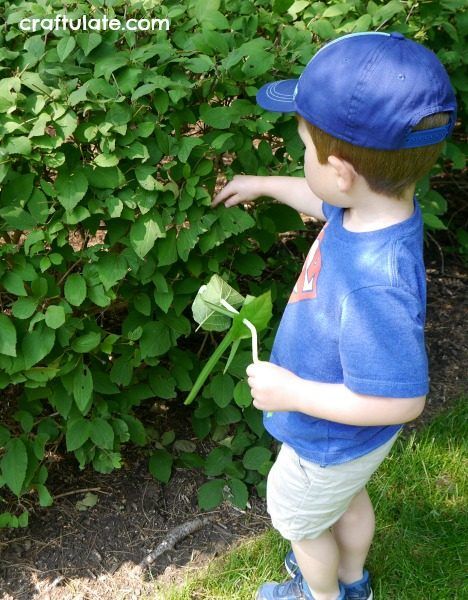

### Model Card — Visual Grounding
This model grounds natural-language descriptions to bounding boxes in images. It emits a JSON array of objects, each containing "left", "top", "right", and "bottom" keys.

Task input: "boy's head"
[{"left": 257, "top": 32, "right": 457, "bottom": 200}]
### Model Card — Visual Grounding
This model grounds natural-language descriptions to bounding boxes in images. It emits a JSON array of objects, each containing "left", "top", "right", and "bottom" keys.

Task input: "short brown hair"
[{"left": 299, "top": 113, "right": 450, "bottom": 198}]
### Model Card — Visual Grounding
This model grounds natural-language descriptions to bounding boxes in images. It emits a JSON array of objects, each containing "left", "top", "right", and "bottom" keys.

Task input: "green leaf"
[
  {"left": 149, "top": 450, "right": 173, "bottom": 483},
  {"left": 18, "top": 510, "right": 29, "bottom": 527},
  {"left": 193, "top": 0, "right": 221, "bottom": 21},
  {"left": 192, "top": 275, "right": 244, "bottom": 332},
  {"left": 0, "top": 425, "right": 11, "bottom": 446},
  {"left": 215, "top": 404, "right": 242, "bottom": 425},
  {"left": 88, "top": 284, "right": 111, "bottom": 307},
  {"left": 157, "top": 229, "right": 178, "bottom": 266},
  {"left": 94, "top": 153, "right": 119, "bottom": 167},
  {"left": 64, "top": 273, "right": 87, "bottom": 306},
  {"left": 73, "top": 364, "right": 93, "bottom": 414},
  {"left": 93, "top": 452, "right": 121, "bottom": 474},
  {"left": 244, "top": 405, "right": 264, "bottom": 436},
  {"left": 177, "top": 227, "right": 199, "bottom": 261},
  {"left": 121, "top": 415, "right": 147, "bottom": 446},
  {"left": 75, "top": 492, "right": 99, "bottom": 511},
  {"left": 45, "top": 305, "right": 66, "bottom": 329},
  {"left": 211, "top": 373, "right": 234, "bottom": 408},
  {"left": 96, "top": 254, "right": 128, "bottom": 290},
  {"left": 227, "top": 478, "right": 249, "bottom": 509},
  {"left": 140, "top": 321, "right": 171, "bottom": 358},
  {"left": 4, "top": 136, "right": 32, "bottom": 156},
  {"left": 242, "top": 52, "right": 275, "bottom": 78},
  {"left": 323, "top": 5, "right": 348, "bottom": 17},
  {"left": 57, "top": 36, "right": 76, "bottom": 62},
  {"left": 85, "top": 165, "right": 125, "bottom": 189},
  {"left": 0, "top": 206, "right": 36, "bottom": 229},
  {"left": 177, "top": 137, "right": 204, "bottom": 162},
  {"left": 149, "top": 372, "right": 176, "bottom": 399},
  {"left": 243, "top": 446, "right": 272, "bottom": 471},
  {"left": 233, "top": 380, "right": 252, "bottom": 408},
  {"left": 36, "top": 484, "right": 53, "bottom": 507},
  {"left": 423, "top": 213, "right": 447, "bottom": 230},
  {"left": 135, "top": 166, "right": 164, "bottom": 192},
  {"left": 0, "top": 314, "right": 17, "bottom": 357},
  {"left": 77, "top": 32, "right": 102, "bottom": 56},
  {"left": 154, "top": 288, "right": 174, "bottom": 313},
  {"left": 94, "top": 53, "right": 128, "bottom": 80},
  {"left": 235, "top": 292, "right": 272, "bottom": 335},
  {"left": 223, "top": 338, "right": 241, "bottom": 374},
  {"left": 309, "top": 19, "right": 337, "bottom": 40},
  {"left": 130, "top": 212, "right": 165, "bottom": 259},
  {"left": 373, "top": 0, "right": 406, "bottom": 23},
  {"left": 71, "top": 331, "right": 101, "bottom": 353},
  {"left": 204, "top": 447, "right": 233, "bottom": 477},
  {"left": 200, "top": 105, "right": 232, "bottom": 129},
  {"left": 90, "top": 418, "right": 115, "bottom": 450},
  {"left": 2, "top": 272, "right": 27, "bottom": 296},
  {"left": 236, "top": 254, "right": 266, "bottom": 277},
  {"left": 1, "top": 438, "right": 28, "bottom": 496},
  {"left": 66, "top": 418, "right": 91, "bottom": 451},
  {"left": 55, "top": 170, "right": 88, "bottom": 211},
  {"left": 22, "top": 324, "right": 55, "bottom": 368},
  {"left": 198, "top": 479, "right": 225, "bottom": 510},
  {"left": 261, "top": 203, "right": 307, "bottom": 232},
  {"left": 185, "top": 55, "right": 214, "bottom": 73}
]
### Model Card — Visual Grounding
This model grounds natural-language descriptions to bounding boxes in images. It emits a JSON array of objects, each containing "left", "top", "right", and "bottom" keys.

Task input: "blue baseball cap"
[{"left": 256, "top": 32, "right": 457, "bottom": 150}]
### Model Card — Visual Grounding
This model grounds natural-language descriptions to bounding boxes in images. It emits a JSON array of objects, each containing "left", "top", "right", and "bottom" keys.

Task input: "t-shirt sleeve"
[{"left": 339, "top": 286, "right": 429, "bottom": 397}]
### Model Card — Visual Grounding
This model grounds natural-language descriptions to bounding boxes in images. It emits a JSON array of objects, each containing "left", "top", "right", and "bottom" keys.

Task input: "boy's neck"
[{"left": 342, "top": 185, "right": 416, "bottom": 233}]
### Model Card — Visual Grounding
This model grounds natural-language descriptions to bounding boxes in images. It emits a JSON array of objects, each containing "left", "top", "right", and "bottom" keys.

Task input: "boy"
[{"left": 212, "top": 32, "right": 457, "bottom": 600}]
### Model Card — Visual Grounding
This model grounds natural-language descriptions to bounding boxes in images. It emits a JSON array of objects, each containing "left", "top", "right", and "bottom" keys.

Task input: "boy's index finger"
[{"left": 212, "top": 181, "right": 235, "bottom": 206}]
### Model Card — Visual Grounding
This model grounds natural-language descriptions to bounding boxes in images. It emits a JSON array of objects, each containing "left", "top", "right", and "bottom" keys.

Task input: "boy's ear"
[{"left": 327, "top": 155, "right": 357, "bottom": 192}]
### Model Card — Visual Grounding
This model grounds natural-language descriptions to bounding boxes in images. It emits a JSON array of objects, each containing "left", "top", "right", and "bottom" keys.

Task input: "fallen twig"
[
  {"left": 138, "top": 515, "right": 216, "bottom": 569},
  {"left": 54, "top": 487, "right": 111, "bottom": 500}
]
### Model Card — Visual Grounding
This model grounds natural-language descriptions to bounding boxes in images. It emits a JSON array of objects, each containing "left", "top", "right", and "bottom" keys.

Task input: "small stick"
[
  {"left": 220, "top": 298, "right": 271, "bottom": 415},
  {"left": 242, "top": 318, "right": 258, "bottom": 364},
  {"left": 138, "top": 515, "right": 215, "bottom": 569},
  {"left": 219, "top": 299, "right": 259, "bottom": 364},
  {"left": 54, "top": 487, "right": 111, "bottom": 500},
  {"left": 220, "top": 298, "right": 239, "bottom": 314}
]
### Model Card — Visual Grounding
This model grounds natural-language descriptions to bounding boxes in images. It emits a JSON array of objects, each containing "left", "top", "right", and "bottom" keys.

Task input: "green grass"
[{"left": 151, "top": 401, "right": 467, "bottom": 600}]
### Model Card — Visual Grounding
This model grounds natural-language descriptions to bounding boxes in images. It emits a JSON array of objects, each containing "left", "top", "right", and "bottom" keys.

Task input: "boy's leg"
[
  {"left": 331, "top": 487, "right": 375, "bottom": 585},
  {"left": 291, "top": 530, "right": 341, "bottom": 600}
]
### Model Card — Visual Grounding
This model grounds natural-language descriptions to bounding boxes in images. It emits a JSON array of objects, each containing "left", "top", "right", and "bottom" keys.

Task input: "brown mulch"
[{"left": 0, "top": 254, "right": 466, "bottom": 600}]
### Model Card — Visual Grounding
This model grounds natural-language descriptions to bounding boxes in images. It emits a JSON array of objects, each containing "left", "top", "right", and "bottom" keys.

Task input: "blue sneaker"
[
  {"left": 284, "top": 551, "right": 373, "bottom": 600},
  {"left": 341, "top": 572, "right": 373, "bottom": 600},
  {"left": 256, "top": 572, "right": 346, "bottom": 600}
]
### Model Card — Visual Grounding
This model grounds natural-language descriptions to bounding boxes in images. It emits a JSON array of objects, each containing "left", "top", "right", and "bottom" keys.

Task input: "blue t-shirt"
[{"left": 265, "top": 197, "right": 429, "bottom": 466}]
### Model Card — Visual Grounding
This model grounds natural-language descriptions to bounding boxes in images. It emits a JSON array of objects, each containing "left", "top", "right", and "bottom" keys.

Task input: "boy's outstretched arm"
[
  {"left": 246, "top": 361, "right": 426, "bottom": 426},
  {"left": 212, "top": 175, "right": 325, "bottom": 220}
]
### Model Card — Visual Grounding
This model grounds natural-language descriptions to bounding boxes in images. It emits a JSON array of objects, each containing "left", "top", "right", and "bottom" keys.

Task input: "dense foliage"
[{"left": 0, "top": 0, "right": 466, "bottom": 527}]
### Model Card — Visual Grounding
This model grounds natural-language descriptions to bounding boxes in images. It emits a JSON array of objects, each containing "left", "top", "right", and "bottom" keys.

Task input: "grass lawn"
[{"left": 152, "top": 400, "right": 467, "bottom": 599}]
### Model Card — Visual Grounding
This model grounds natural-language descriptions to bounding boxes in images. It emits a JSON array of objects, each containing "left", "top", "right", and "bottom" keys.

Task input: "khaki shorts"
[{"left": 266, "top": 433, "right": 399, "bottom": 541}]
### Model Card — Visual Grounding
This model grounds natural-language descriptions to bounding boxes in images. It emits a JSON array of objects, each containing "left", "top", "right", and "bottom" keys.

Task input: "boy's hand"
[
  {"left": 246, "top": 360, "right": 301, "bottom": 413},
  {"left": 212, "top": 175, "right": 265, "bottom": 208}
]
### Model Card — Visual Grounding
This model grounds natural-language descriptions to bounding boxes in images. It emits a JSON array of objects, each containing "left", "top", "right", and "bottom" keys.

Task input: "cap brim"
[{"left": 256, "top": 79, "right": 298, "bottom": 112}]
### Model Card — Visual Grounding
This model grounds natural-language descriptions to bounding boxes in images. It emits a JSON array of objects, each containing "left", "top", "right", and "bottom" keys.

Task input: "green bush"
[{"left": 0, "top": 0, "right": 466, "bottom": 527}]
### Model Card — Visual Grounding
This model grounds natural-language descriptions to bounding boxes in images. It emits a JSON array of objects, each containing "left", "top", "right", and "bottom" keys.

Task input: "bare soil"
[{"left": 0, "top": 250, "right": 466, "bottom": 600}]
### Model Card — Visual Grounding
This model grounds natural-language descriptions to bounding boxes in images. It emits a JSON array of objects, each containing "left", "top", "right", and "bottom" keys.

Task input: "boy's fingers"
[
  {"left": 246, "top": 363, "right": 256, "bottom": 376},
  {"left": 212, "top": 181, "right": 236, "bottom": 206},
  {"left": 225, "top": 193, "right": 241, "bottom": 207}
]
